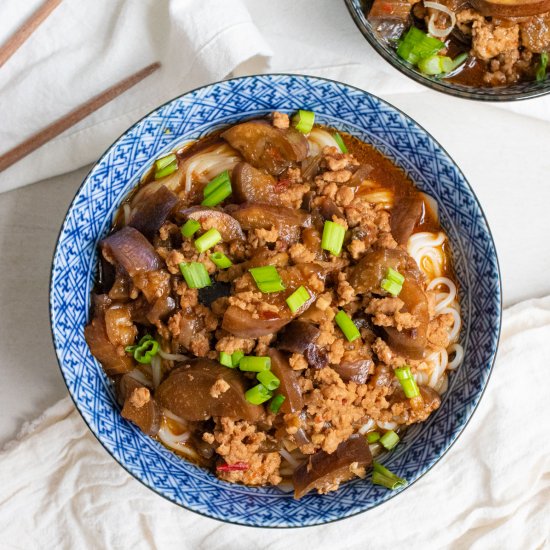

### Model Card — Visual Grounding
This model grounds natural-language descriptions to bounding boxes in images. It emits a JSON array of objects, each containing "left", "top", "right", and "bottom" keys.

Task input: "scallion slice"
[
  {"left": 181, "top": 219, "right": 200, "bottom": 238},
  {"left": 256, "top": 370, "right": 281, "bottom": 391},
  {"left": 286, "top": 285, "right": 310, "bottom": 313},
  {"left": 126, "top": 334, "right": 160, "bottom": 364},
  {"left": 231, "top": 350, "right": 244, "bottom": 367},
  {"left": 418, "top": 54, "right": 453, "bottom": 76},
  {"left": 537, "top": 52, "right": 548, "bottom": 82},
  {"left": 179, "top": 262, "right": 211, "bottom": 289},
  {"left": 380, "top": 430, "right": 400, "bottom": 450},
  {"left": 155, "top": 153, "right": 177, "bottom": 170},
  {"left": 333, "top": 132, "right": 348, "bottom": 153},
  {"left": 381, "top": 267, "right": 404, "bottom": 297},
  {"left": 292, "top": 110, "right": 315, "bottom": 134},
  {"left": 335, "top": 310, "right": 360, "bottom": 342},
  {"left": 239, "top": 356, "right": 271, "bottom": 372},
  {"left": 395, "top": 365, "right": 420, "bottom": 398},
  {"left": 210, "top": 251, "right": 233, "bottom": 269},
  {"left": 249, "top": 265, "right": 285, "bottom": 293},
  {"left": 154, "top": 159, "right": 178, "bottom": 180},
  {"left": 219, "top": 351, "right": 234, "bottom": 368},
  {"left": 367, "top": 431, "right": 381, "bottom": 444},
  {"left": 269, "top": 394, "right": 286, "bottom": 414},
  {"left": 321, "top": 221, "right": 345, "bottom": 256},
  {"left": 201, "top": 170, "right": 232, "bottom": 206},
  {"left": 194, "top": 228, "right": 222, "bottom": 253},
  {"left": 372, "top": 462, "right": 407, "bottom": 490},
  {"left": 449, "top": 52, "right": 468, "bottom": 72},
  {"left": 245, "top": 383, "right": 272, "bottom": 405},
  {"left": 396, "top": 27, "right": 444, "bottom": 65}
]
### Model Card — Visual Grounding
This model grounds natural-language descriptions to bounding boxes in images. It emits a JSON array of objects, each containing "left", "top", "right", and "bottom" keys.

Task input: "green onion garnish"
[
  {"left": 154, "top": 153, "right": 178, "bottom": 180},
  {"left": 380, "top": 430, "right": 400, "bottom": 450},
  {"left": 292, "top": 110, "right": 315, "bottom": 134},
  {"left": 372, "top": 462, "right": 407, "bottom": 490},
  {"left": 201, "top": 170, "right": 232, "bottom": 206},
  {"left": 286, "top": 285, "right": 310, "bottom": 313},
  {"left": 321, "top": 221, "right": 345, "bottom": 256},
  {"left": 335, "top": 310, "right": 360, "bottom": 342},
  {"left": 333, "top": 132, "right": 348, "bottom": 153},
  {"left": 249, "top": 265, "right": 285, "bottom": 293},
  {"left": 245, "top": 383, "right": 272, "bottom": 405},
  {"left": 537, "top": 52, "right": 548, "bottom": 82},
  {"left": 125, "top": 335, "right": 159, "bottom": 364},
  {"left": 210, "top": 251, "right": 233, "bottom": 269},
  {"left": 231, "top": 350, "right": 244, "bottom": 367},
  {"left": 395, "top": 365, "right": 420, "bottom": 398},
  {"left": 256, "top": 370, "right": 281, "bottom": 391},
  {"left": 418, "top": 55, "right": 453, "bottom": 76},
  {"left": 367, "top": 431, "right": 381, "bottom": 444},
  {"left": 194, "top": 228, "right": 222, "bottom": 253},
  {"left": 381, "top": 267, "right": 404, "bottom": 297},
  {"left": 219, "top": 351, "right": 234, "bottom": 368},
  {"left": 396, "top": 27, "right": 444, "bottom": 65},
  {"left": 179, "top": 262, "right": 211, "bottom": 289},
  {"left": 449, "top": 52, "right": 468, "bottom": 72},
  {"left": 239, "top": 356, "right": 271, "bottom": 372},
  {"left": 181, "top": 219, "right": 200, "bottom": 238},
  {"left": 269, "top": 394, "right": 286, "bottom": 414},
  {"left": 155, "top": 153, "right": 177, "bottom": 171},
  {"left": 154, "top": 161, "right": 178, "bottom": 180}
]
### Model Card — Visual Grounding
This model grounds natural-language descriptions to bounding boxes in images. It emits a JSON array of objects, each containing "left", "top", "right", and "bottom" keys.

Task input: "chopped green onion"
[
  {"left": 292, "top": 110, "right": 315, "bottom": 133},
  {"left": 396, "top": 27, "right": 444, "bottom": 65},
  {"left": 257, "top": 370, "right": 281, "bottom": 391},
  {"left": 381, "top": 268, "right": 404, "bottom": 297},
  {"left": 231, "top": 350, "right": 244, "bottom": 367},
  {"left": 210, "top": 252, "right": 233, "bottom": 269},
  {"left": 126, "top": 335, "right": 160, "bottom": 364},
  {"left": 219, "top": 351, "right": 234, "bottom": 368},
  {"left": 155, "top": 153, "right": 177, "bottom": 171},
  {"left": 194, "top": 228, "right": 222, "bottom": 253},
  {"left": 395, "top": 366, "right": 420, "bottom": 398},
  {"left": 537, "top": 52, "right": 548, "bottom": 82},
  {"left": 449, "top": 52, "right": 468, "bottom": 72},
  {"left": 286, "top": 285, "right": 310, "bottom": 313},
  {"left": 249, "top": 265, "right": 285, "bottom": 293},
  {"left": 335, "top": 310, "right": 360, "bottom": 342},
  {"left": 245, "top": 384, "right": 272, "bottom": 405},
  {"left": 179, "top": 262, "right": 211, "bottom": 289},
  {"left": 321, "top": 221, "right": 345, "bottom": 256},
  {"left": 181, "top": 219, "right": 200, "bottom": 238},
  {"left": 367, "top": 431, "right": 381, "bottom": 444},
  {"left": 333, "top": 132, "right": 348, "bottom": 153},
  {"left": 239, "top": 356, "right": 271, "bottom": 372},
  {"left": 154, "top": 159, "right": 178, "bottom": 180},
  {"left": 380, "top": 430, "right": 400, "bottom": 450},
  {"left": 372, "top": 462, "right": 407, "bottom": 490},
  {"left": 269, "top": 394, "right": 286, "bottom": 414},
  {"left": 418, "top": 55, "right": 453, "bottom": 76},
  {"left": 201, "top": 170, "right": 232, "bottom": 206}
]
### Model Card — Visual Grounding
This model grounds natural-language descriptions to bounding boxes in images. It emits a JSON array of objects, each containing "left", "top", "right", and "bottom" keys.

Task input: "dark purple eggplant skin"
[
  {"left": 293, "top": 435, "right": 373, "bottom": 499},
  {"left": 179, "top": 206, "right": 245, "bottom": 242},
  {"left": 332, "top": 358, "right": 373, "bottom": 384},
  {"left": 101, "top": 226, "right": 161, "bottom": 277},
  {"left": 390, "top": 195, "right": 424, "bottom": 246},
  {"left": 267, "top": 349, "right": 304, "bottom": 414},
  {"left": 278, "top": 321, "right": 328, "bottom": 369},
  {"left": 129, "top": 185, "right": 178, "bottom": 239}
]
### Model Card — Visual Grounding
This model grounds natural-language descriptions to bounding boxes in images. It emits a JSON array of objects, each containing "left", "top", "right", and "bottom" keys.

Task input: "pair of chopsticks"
[{"left": 0, "top": 0, "right": 160, "bottom": 174}]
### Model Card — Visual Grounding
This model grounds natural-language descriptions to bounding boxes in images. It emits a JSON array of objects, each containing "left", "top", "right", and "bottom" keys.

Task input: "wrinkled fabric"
[
  {"left": 0, "top": 0, "right": 271, "bottom": 193},
  {"left": 1, "top": 298, "right": 549, "bottom": 549}
]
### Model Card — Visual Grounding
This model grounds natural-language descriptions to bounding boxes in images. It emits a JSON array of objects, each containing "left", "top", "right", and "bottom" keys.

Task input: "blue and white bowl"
[{"left": 50, "top": 74, "right": 501, "bottom": 528}]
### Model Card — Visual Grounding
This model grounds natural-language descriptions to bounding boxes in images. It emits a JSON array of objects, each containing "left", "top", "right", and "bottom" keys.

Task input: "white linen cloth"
[
  {"left": 1, "top": 297, "right": 549, "bottom": 549},
  {"left": 0, "top": 0, "right": 272, "bottom": 193}
]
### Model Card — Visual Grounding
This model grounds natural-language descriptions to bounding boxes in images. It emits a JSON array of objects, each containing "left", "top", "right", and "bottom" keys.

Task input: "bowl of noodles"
[{"left": 50, "top": 74, "right": 501, "bottom": 527}]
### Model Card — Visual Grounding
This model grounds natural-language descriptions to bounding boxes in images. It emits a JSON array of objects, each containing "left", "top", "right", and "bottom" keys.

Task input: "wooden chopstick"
[
  {"left": 0, "top": 62, "right": 161, "bottom": 174},
  {"left": 0, "top": 0, "right": 62, "bottom": 69}
]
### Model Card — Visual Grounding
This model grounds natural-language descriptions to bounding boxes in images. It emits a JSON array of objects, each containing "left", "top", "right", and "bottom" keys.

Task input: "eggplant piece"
[
  {"left": 84, "top": 312, "right": 134, "bottom": 377},
  {"left": 128, "top": 186, "right": 178, "bottom": 239},
  {"left": 179, "top": 206, "right": 244, "bottom": 241},
  {"left": 391, "top": 385, "right": 441, "bottom": 410},
  {"left": 101, "top": 226, "right": 161, "bottom": 277},
  {"left": 121, "top": 384, "right": 161, "bottom": 436},
  {"left": 278, "top": 321, "right": 328, "bottom": 369},
  {"left": 390, "top": 195, "right": 425, "bottom": 246},
  {"left": 156, "top": 359, "right": 263, "bottom": 422},
  {"left": 520, "top": 15, "right": 550, "bottom": 52},
  {"left": 349, "top": 164, "right": 374, "bottom": 187},
  {"left": 231, "top": 203, "right": 311, "bottom": 243},
  {"left": 267, "top": 349, "right": 304, "bottom": 414},
  {"left": 198, "top": 281, "right": 231, "bottom": 308},
  {"left": 332, "top": 358, "right": 373, "bottom": 384},
  {"left": 368, "top": 0, "right": 412, "bottom": 41},
  {"left": 146, "top": 293, "right": 177, "bottom": 325},
  {"left": 470, "top": 0, "right": 550, "bottom": 16},
  {"left": 232, "top": 162, "right": 281, "bottom": 204},
  {"left": 293, "top": 435, "right": 372, "bottom": 499},
  {"left": 222, "top": 120, "right": 309, "bottom": 175},
  {"left": 318, "top": 197, "right": 344, "bottom": 221},
  {"left": 222, "top": 305, "right": 292, "bottom": 338}
]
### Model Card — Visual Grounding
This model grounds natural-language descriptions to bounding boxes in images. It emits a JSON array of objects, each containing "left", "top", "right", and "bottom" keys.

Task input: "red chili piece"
[{"left": 216, "top": 461, "right": 250, "bottom": 472}]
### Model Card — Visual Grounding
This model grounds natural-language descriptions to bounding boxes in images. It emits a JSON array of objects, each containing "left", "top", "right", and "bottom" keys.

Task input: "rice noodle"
[
  {"left": 279, "top": 448, "right": 301, "bottom": 469},
  {"left": 377, "top": 420, "right": 397, "bottom": 431},
  {"left": 126, "top": 369, "right": 151, "bottom": 387},
  {"left": 407, "top": 231, "right": 446, "bottom": 279},
  {"left": 157, "top": 422, "right": 195, "bottom": 459},
  {"left": 420, "top": 192, "right": 439, "bottom": 223},
  {"left": 360, "top": 189, "right": 394, "bottom": 209},
  {"left": 276, "top": 480, "right": 295, "bottom": 493},
  {"left": 151, "top": 355, "right": 162, "bottom": 389},
  {"left": 428, "top": 277, "right": 457, "bottom": 313},
  {"left": 358, "top": 418, "right": 375, "bottom": 435},
  {"left": 122, "top": 203, "right": 132, "bottom": 226},
  {"left": 307, "top": 128, "right": 340, "bottom": 156},
  {"left": 427, "top": 349, "right": 448, "bottom": 388},
  {"left": 447, "top": 343, "right": 464, "bottom": 370},
  {"left": 158, "top": 350, "right": 190, "bottom": 362},
  {"left": 425, "top": 1, "right": 457, "bottom": 39},
  {"left": 162, "top": 408, "right": 187, "bottom": 426}
]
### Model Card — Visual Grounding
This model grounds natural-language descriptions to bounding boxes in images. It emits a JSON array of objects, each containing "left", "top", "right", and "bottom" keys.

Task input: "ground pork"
[
  {"left": 272, "top": 111, "right": 289, "bottom": 129},
  {"left": 427, "top": 313, "right": 454, "bottom": 349},
  {"left": 366, "top": 297, "right": 420, "bottom": 331},
  {"left": 210, "top": 379, "right": 230, "bottom": 398}
]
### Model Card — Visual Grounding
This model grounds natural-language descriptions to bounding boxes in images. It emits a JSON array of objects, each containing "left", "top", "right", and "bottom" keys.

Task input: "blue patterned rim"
[
  {"left": 49, "top": 74, "right": 501, "bottom": 527},
  {"left": 344, "top": 0, "right": 550, "bottom": 101}
]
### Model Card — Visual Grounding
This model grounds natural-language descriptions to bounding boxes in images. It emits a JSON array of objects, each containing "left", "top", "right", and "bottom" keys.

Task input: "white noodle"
[
  {"left": 162, "top": 409, "right": 187, "bottom": 426},
  {"left": 276, "top": 480, "right": 295, "bottom": 493},
  {"left": 158, "top": 350, "right": 190, "bottom": 362},
  {"left": 157, "top": 424, "right": 194, "bottom": 459},
  {"left": 447, "top": 343, "right": 464, "bottom": 370},
  {"left": 377, "top": 420, "right": 397, "bottom": 431},
  {"left": 307, "top": 128, "right": 340, "bottom": 156},
  {"left": 122, "top": 203, "right": 132, "bottom": 226},
  {"left": 126, "top": 369, "right": 151, "bottom": 387},
  {"left": 151, "top": 355, "right": 162, "bottom": 389},
  {"left": 358, "top": 419, "right": 375, "bottom": 435},
  {"left": 407, "top": 231, "right": 446, "bottom": 279},
  {"left": 428, "top": 349, "right": 448, "bottom": 388},
  {"left": 428, "top": 277, "right": 457, "bottom": 313},
  {"left": 279, "top": 448, "right": 301, "bottom": 469},
  {"left": 361, "top": 189, "right": 394, "bottom": 209}
]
